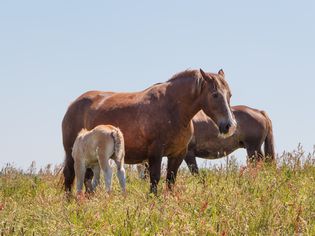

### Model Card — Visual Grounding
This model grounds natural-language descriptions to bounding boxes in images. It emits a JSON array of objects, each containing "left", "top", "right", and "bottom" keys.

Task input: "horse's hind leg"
[
  {"left": 74, "top": 159, "right": 86, "bottom": 195},
  {"left": 99, "top": 157, "right": 113, "bottom": 193},
  {"left": 115, "top": 160, "right": 126, "bottom": 193},
  {"left": 84, "top": 168, "right": 94, "bottom": 193},
  {"left": 92, "top": 165, "right": 100, "bottom": 191}
]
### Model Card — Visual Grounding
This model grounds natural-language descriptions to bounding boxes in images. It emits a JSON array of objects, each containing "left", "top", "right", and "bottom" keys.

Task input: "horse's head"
[{"left": 199, "top": 69, "right": 237, "bottom": 138}]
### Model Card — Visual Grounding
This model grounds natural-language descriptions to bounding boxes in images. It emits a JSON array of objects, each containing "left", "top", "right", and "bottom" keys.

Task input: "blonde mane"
[{"left": 77, "top": 128, "right": 89, "bottom": 138}]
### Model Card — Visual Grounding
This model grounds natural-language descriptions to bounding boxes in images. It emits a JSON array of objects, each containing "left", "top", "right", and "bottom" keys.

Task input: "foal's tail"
[
  {"left": 261, "top": 111, "right": 275, "bottom": 161},
  {"left": 111, "top": 128, "right": 125, "bottom": 162}
]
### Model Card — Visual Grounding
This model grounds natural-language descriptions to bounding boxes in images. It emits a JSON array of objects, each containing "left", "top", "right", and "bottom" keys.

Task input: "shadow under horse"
[{"left": 62, "top": 69, "right": 236, "bottom": 194}]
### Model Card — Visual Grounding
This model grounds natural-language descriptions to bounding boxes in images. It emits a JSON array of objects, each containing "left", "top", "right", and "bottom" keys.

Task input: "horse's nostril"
[
  {"left": 225, "top": 123, "right": 231, "bottom": 130},
  {"left": 219, "top": 122, "right": 232, "bottom": 134}
]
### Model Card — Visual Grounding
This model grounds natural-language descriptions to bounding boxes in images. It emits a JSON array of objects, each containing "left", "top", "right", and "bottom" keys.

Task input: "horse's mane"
[
  {"left": 143, "top": 69, "right": 230, "bottom": 98},
  {"left": 167, "top": 69, "right": 201, "bottom": 82},
  {"left": 214, "top": 75, "right": 230, "bottom": 93},
  {"left": 142, "top": 70, "right": 202, "bottom": 93},
  {"left": 167, "top": 69, "right": 204, "bottom": 95}
]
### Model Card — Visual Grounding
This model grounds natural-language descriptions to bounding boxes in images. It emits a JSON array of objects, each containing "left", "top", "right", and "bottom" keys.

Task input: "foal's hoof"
[
  {"left": 121, "top": 189, "right": 127, "bottom": 196},
  {"left": 76, "top": 192, "right": 86, "bottom": 202},
  {"left": 105, "top": 190, "right": 112, "bottom": 196}
]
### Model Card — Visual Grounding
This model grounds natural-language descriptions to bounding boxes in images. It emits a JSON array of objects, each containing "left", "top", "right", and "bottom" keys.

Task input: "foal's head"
[{"left": 199, "top": 69, "right": 236, "bottom": 138}]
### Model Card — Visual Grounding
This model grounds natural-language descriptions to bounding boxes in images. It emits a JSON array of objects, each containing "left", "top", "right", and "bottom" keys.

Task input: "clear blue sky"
[{"left": 0, "top": 1, "right": 314, "bottom": 169}]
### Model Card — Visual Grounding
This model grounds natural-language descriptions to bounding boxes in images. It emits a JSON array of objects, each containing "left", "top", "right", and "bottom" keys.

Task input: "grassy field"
[{"left": 1, "top": 147, "right": 315, "bottom": 235}]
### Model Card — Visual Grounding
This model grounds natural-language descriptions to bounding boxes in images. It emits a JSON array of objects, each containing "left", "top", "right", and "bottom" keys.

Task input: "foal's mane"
[{"left": 78, "top": 128, "right": 89, "bottom": 137}]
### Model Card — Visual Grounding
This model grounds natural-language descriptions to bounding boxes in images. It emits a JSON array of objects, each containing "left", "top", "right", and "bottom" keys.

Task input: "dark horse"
[
  {"left": 62, "top": 69, "right": 236, "bottom": 194},
  {"left": 185, "top": 105, "right": 275, "bottom": 174}
]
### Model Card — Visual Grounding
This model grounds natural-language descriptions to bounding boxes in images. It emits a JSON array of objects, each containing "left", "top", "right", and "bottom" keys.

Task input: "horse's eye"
[{"left": 212, "top": 93, "right": 219, "bottom": 98}]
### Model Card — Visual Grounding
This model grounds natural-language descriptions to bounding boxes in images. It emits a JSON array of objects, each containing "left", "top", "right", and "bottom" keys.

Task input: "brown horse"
[
  {"left": 62, "top": 69, "right": 236, "bottom": 194},
  {"left": 185, "top": 105, "right": 275, "bottom": 174}
]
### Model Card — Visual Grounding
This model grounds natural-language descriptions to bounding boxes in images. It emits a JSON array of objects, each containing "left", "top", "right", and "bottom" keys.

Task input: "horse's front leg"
[
  {"left": 166, "top": 155, "right": 185, "bottom": 190},
  {"left": 246, "top": 144, "right": 263, "bottom": 164},
  {"left": 148, "top": 154, "right": 163, "bottom": 195},
  {"left": 184, "top": 151, "right": 199, "bottom": 175}
]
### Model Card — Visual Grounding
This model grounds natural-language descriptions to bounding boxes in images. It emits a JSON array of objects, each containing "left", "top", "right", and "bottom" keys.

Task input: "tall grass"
[{"left": 0, "top": 147, "right": 314, "bottom": 235}]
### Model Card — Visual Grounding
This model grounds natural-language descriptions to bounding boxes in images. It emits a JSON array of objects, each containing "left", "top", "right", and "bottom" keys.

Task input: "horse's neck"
[{"left": 164, "top": 78, "right": 202, "bottom": 127}]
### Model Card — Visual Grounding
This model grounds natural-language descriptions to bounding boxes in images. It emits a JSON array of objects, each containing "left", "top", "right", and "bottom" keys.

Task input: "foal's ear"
[
  {"left": 218, "top": 69, "right": 225, "bottom": 77},
  {"left": 200, "top": 69, "right": 213, "bottom": 82}
]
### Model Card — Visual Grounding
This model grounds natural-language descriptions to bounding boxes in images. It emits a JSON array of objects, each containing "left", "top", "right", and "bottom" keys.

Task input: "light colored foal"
[{"left": 72, "top": 125, "right": 126, "bottom": 194}]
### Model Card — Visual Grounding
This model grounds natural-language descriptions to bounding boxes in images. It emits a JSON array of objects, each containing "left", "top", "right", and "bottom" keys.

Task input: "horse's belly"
[
  {"left": 195, "top": 149, "right": 221, "bottom": 159},
  {"left": 196, "top": 146, "right": 237, "bottom": 160},
  {"left": 124, "top": 147, "right": 148, "bottom": 164}
]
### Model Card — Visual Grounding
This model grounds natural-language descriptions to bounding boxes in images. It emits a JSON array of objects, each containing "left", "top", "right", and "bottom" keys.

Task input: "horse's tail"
[
  {"left": 261, "top": 110, "right": 275, "bottom": 161},
  {"left": 111, "top": 128, "right": 125, "bottom": 162},
  {"left": 62, "top": 123, "right": 76, "bottom": 192}
]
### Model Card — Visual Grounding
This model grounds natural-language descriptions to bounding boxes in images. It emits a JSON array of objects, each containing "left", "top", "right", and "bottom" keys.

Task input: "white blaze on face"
[{"left": 218, "top": 91, "right": 237, "bottom": 139}]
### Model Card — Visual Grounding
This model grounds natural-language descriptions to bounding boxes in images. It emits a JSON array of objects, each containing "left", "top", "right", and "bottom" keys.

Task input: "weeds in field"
[{"left": 0, "top": 146, "right": 314, "bottom": 235}]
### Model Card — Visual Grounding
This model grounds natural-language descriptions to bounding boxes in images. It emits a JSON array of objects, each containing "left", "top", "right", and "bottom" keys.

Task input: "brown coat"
[
  {"left": 62, "top": 69, "right": 236, "bottom": 193},
  {"left": 185, "top": 105, "right": 275, "bottom": 174}
]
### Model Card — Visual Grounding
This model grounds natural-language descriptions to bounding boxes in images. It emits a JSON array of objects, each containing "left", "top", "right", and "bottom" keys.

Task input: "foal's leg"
[
  {"left": 99, "top": 157, "right": 113, "bottom": 193},
  {"left": 166, "top": 156, "right": 184, "bottom": 190},
  {"left": 84, "top": 168, "right": 94, "bottom": 193},
  {"left": 74, "top": 159, "right": 86, "bottom": 195},
  {"left": 115, "top": 160, "right": 126, "bottom": 193},
  {"left": 92, "top": 165, "right": 100, "bottom": 191}
]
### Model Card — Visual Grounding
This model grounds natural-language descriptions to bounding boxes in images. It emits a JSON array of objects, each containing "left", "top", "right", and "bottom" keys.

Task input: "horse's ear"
[
  {"left": 218, "top": 69, "right": 225, "bottom": 77},
  {"left": 200, "top": 69, "right": 213, "bottom": 82}
]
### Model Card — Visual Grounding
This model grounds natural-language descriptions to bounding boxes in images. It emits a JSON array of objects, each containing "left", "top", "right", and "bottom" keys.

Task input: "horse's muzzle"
[{"left": 218, "top": 120, "right": 237, "bottom": 138}]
